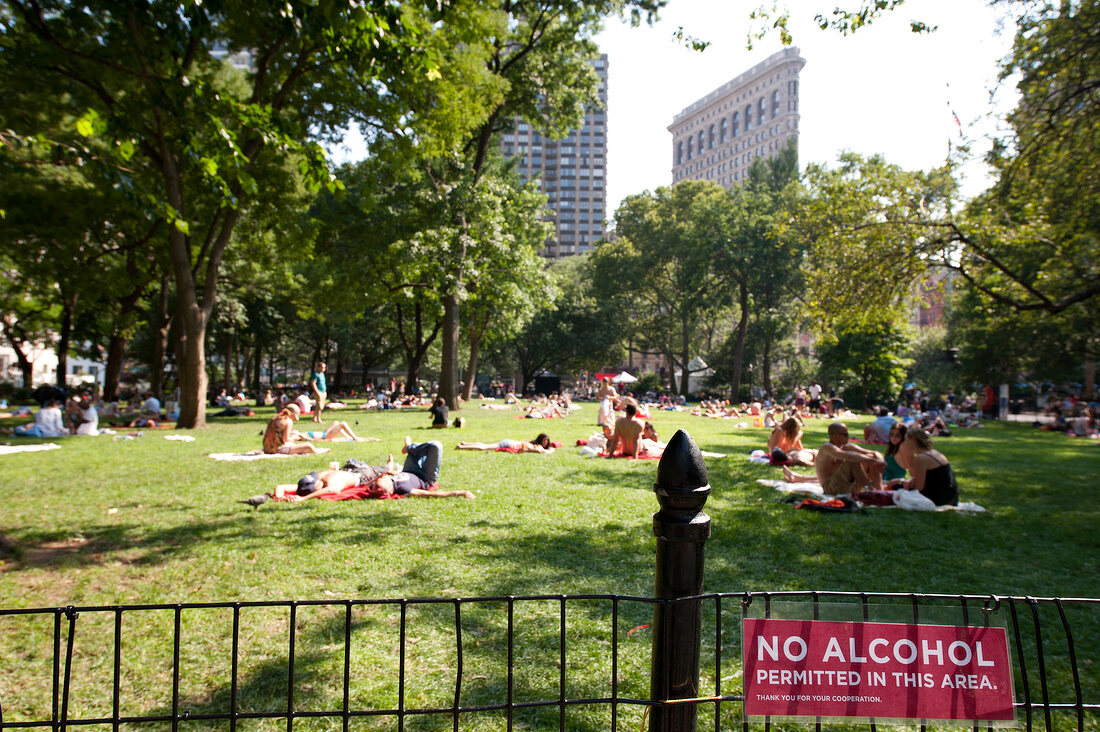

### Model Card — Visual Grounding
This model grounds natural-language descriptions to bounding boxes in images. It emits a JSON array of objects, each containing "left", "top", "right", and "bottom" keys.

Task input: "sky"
[{"left": 592, "top": 0, "right": 1019, "bottom": 213}]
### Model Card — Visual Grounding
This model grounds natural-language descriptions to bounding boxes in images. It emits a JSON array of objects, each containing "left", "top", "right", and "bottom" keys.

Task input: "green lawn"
[{"left": 1, "top": 403, "right": 1098, "bottom": 730}]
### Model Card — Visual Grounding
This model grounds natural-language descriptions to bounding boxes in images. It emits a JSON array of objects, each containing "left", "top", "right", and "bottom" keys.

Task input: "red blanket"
[
  {"left": 280, "top": 484, "right": 439, "bottom": 501},
  {"left": 598, "top": 451, "right": 661, "bottom": 460},
  {"left": 495, "top": 440, "right": 563, "bottom": 453}
]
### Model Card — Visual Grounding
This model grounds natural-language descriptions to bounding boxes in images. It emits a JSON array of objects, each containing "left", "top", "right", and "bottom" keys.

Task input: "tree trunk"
[
  {"left": 440, "top": 292, "right": 461, "bottom": 409},
  {"left": 176, "top": 301, "right": 209, "bottom": 428},
  {"left": 223, "top": 329, "right": 234, "bottom": 393},
  {"left": 762, "top": 337, "right": 773, "bottom": 396},
  {"left": 680, "top": 319, "right": 691, "bottom": 396},
  {"left": 104, "top": 334, "right": 127, "bottom": 400},
  {"left": 730, "top": 282, "right": 750, "bottom": 400},
  {"left": 462, "top": 313, "right": 489, "bottom": 401},
  {"left": 1, "top": 316, "right": 35, "bottom": 389},
  {"left": 333, "top": 353, "right": 344, "bottom": 394}
]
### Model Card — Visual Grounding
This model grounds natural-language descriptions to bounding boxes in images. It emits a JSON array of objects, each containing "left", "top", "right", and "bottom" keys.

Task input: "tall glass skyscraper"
[{"left": 500, "top": 54, "right": 608, "bottom": 258}]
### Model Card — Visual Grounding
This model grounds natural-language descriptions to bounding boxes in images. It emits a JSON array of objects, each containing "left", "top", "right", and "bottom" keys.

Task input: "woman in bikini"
[
  {"left": 767, "top": 416, "right": 816, "bottom": 465},
  {"left": 456, "top": 434, "right": 555, "bottom": 453}
]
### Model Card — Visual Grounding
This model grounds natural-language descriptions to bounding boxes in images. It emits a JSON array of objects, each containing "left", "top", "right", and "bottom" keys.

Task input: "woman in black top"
[{"left": 900, "top": 427, "right": 958, "bottom": 506}]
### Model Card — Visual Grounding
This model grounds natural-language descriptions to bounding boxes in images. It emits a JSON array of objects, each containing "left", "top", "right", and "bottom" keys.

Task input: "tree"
[
  {"left": 815, "top": 320, "right": 911, "bottom": 409},
  {"left": 792, "top": 153, "right": 958, "bottom": 329},
  {"left": 505, "top": 254, "right": 622, "bottom": 391},
  {"left": 0, "top": 165, "right": 162, "bottom": 393},
  {"left": 428, "top": 0, "right": 664, "bottom": 409},
  {"left": 592, "top": 180, "right": 733, "bottom": 395},
  {"left": 0, "top": 0, "right": 463, "bottom": 426},
  {"left": 742, "top": 141, "right": 803, "bottom": 394}
]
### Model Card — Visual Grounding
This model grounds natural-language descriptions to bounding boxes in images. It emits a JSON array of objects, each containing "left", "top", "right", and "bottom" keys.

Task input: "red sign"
[{"left": 743, "top": 618, "right": 1015, "bottom": 722}]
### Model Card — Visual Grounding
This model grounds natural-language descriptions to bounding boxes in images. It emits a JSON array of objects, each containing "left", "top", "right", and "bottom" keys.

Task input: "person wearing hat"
[{"left": 262, "top": 403, "right": 330, "bottom": 455}]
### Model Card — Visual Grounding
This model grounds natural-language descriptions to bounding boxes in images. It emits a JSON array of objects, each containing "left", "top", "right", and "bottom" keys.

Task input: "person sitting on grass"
[
  {"left": 766, "top": 416, "right": 816, "bottom": 465},
  {"left": 862, "top": 407, "right": 895, "bottom": 444},
  {"left": 782, "top": 422, "right": 885, "bottom": 495},
  {"left": 605, "top": 403, "right": 643, "bottom": 457},
  {"left": 456, "top": 433, "right": 555, "bottom": 453},
  {"left": 889, "top": 427, "right": 958, "bottom": 506},
  {"left": 429, "top": 396, "right": 449, "bottom": 428},
  {"left": 12, "top": 399, "right": 67, "bottom": 438},
  {"left": 272, "top": 437, "right": 474, "bottom": 502},
  {"left": 262, "top": 403, "right": 330, "bottom": 455},
  {"left": 70, "top": 395, "right": 99, "bottom": 435}
]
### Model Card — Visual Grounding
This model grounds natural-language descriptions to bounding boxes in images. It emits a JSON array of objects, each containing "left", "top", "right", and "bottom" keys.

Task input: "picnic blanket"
[
  {"left": 281, "top": 483, "right": 439, "bottom": 501},
  {"left": 598, "top": 451, "right": 662, "bottom": 460},
  {"left": 756, "top": 479, "right": 986, "bottom": 512},
  {"left": 495, "top": 440, "right": 563, "bottom": 453},
  {"left": 0, "top": 442, "right": 62, "bottom": 455},
  {"left": 209, "top": 450, "right": 310, "bottom": 462}
]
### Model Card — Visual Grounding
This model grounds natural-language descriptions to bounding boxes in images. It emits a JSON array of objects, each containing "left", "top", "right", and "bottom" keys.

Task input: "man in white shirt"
[
  {"left": 143, "top": 393, "right": 162, "bottom": 416},
  {"left": 808, "top": 380, "right": 823, "bottom": 414},
  {"left": 15, "top": 399, "right": 67, "bottom": 437}
]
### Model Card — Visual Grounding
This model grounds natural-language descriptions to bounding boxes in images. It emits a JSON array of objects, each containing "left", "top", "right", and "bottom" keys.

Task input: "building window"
[
  {"left": 732, "top": 112, "right": 739, "bottom": 137},
  {"left": 758, "top": 98, "right": 766, "bottom": 121},
  {"left": 697, "top": 131, "right": 704, "bottom": 154},
  {"left": 687, "top": 136, "right": 693, "bottom": 159},
  {"left": 772, "top": 90, "right": 780, "bottom": 118},
  {"left": 677, "top": 141, "right": 683, "bottom": 165},
  {"left": 708, "top": 124, "right": 715, "bottom": 148},
  {"left": 720, "top": 118, "right": 727, "bottom": 143},
  {"left": 744, "top": 105, "right": 752, "bottom": 131}
]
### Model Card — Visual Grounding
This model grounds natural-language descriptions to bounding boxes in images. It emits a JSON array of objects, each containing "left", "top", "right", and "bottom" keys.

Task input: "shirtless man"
[
  {"left": 262, "top": 403, "right": 330, "bottom": 455},
  {"left": 606, "top": 403, "right": 644, "bottom": 457},
  {"left": 782, "top": 422, "right": 884, "bottom": 495},
  {"left": 596, "top": 378, "right": 619, "bottom": 403}
]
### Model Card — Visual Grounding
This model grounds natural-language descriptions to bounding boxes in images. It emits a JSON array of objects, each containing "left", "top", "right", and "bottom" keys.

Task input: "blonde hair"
[{"left": 906, "top": 427, "right": 933, "bottom": 450}]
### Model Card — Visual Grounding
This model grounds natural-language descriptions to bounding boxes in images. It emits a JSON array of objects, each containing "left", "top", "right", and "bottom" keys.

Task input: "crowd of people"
[{"left": 6, "top": 368, "right": 1097, "bottom": 511}]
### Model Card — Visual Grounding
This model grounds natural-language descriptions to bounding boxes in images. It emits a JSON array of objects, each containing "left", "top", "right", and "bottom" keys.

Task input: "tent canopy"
[{"left": 612, "top": 371, "right": 638, "bottom": 384}]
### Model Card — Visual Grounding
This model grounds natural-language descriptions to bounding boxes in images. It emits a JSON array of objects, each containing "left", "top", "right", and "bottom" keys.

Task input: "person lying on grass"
[
  {"left": 263, "top": 403, "right": 378, "bottom": 455},
  {"left": 639, "top": 422, "right": 727, "bottom": 458},
  {"left": 782, "top": 421, "right": 885, "bottom": 495},
  {"left": 272, "top": 438, "right": 474, "bottom": 502},
  {"left": 455, "top": 433, "right": 555, "bottom": 453}
]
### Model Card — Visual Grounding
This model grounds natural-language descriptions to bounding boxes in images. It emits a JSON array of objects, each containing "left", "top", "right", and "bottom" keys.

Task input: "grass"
[{"left": 2, "top": 403, "right": 1099, "bottom": 730}]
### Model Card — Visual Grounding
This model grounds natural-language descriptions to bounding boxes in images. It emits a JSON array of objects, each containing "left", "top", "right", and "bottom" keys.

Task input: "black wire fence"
[{"left": 1, "top": 591, "right": 1098, "bottom": 732}]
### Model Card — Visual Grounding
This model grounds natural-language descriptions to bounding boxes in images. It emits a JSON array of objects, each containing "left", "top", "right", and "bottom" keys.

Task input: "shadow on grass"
[
  {"left": 134, "top": 600, "right": 629, "bottom": 732},
  {"left": 7, "top": 509, "right": 416, "bottom": 572}
]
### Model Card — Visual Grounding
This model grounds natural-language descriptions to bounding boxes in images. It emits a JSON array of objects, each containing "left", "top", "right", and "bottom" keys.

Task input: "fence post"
[{"left": 649, "top": 429, "right": 711, "bottom": 732}]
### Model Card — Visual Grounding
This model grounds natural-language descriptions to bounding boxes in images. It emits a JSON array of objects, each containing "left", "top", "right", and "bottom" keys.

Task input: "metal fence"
[
  {"left": 3, "top": 430, "right": 1098, "bottom": 731},
  {"left": 1, "top": 591, "right": 1098, "bottom": 732}
]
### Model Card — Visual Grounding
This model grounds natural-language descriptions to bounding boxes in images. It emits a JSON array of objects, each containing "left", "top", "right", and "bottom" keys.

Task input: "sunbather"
[
  {"left": 262, "top": 403, "right": 330, "bottom": 455},
  {"left": 300, "top": 420, "right": 377, "bottom": 442},
  {"left": 272, "top": 438, "right": 474, "bottom": 501},
  {"left": 456, "top": 433, "right": 555, "bottom": 453}
]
